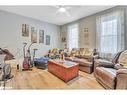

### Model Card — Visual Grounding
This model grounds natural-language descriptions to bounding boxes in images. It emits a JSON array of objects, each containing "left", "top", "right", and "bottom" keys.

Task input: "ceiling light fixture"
[{"left": 58, "top": 7, "right": 66, "bottom": 12}]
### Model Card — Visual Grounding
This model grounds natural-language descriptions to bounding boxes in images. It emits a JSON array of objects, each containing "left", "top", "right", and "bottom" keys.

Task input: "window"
[
  {"left": 96, "top": 10, "right": 124, "bottom": 59},
  {"left": 101, "top": 19, "right": 117, "bottom": 54},
  {"left": 67, "top": 24, "right": 79, "bottom": 50}
]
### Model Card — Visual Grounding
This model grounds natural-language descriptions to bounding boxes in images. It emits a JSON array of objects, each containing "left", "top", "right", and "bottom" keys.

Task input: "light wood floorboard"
[{"left": 4, "top": 67, "right": 104, "bottom": 89}]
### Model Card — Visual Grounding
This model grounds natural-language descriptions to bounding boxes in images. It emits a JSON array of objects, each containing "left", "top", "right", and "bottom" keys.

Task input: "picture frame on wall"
[
  {"left": 46, "top": 35, "right": 50, "bottom": 45},
  {"left": 39, "top": 30, "right": 44, "bottom": 43},
  {"left": 22, "top": 24, "right": 29, "bottom": 37},
  {"left": 31, "top": 27, "right": 37, "bottom": 43},
  {"left": 84, "top": 28, "right": 89, "bottom": 45}
]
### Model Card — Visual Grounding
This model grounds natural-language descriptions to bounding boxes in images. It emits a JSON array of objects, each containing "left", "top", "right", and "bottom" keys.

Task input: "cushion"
[
  {"left": 70, "top": 49, "right": 79, "bottom": 57},
  {"left": 79, "top": 48, "right": 93, "bottom": 56},
  {"left": 79, "top": 48, "right": 85, "bottom": 55},
  {"left": 118, "top": 50, "right": 127, "bottom": 68},
  {"left": 35, "top": 57, "right": 50, "bottom": 63},
  {"left": 51, "top": 48, "right": 59, "bottom": 54},
  {"left": 85, "top": 48, "right": 93, "bottom": 56}
]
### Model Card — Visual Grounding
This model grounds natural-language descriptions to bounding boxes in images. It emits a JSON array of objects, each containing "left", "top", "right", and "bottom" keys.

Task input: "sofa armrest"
[
  {"left": 117, "top": 69, "right": 127, "bottom": 75},
  {"left": 116, "top": 69, "right": 127, "bottom": 89},
  {"left": 87, "top": 55, "right": 97, "bottom": 62},
  {"left": 93, "top": 55, "right": 99, "bottom": 59},
  {"left": 114, "top": 63, "right": 126, "bottom": 70},
  {"left": 89, "top": 55, "right": 99, "bottom": 62},
  {"left": 94, "top": 59, "right": 114, "bottom": 68},
  {"left": 94, "top": 59, "right": 114, "bottom": 72}
]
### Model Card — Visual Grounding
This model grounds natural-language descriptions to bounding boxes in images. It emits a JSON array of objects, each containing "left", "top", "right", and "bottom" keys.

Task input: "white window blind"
[
  {"left": 67, "top": 24, "right": 79, "bottom": 50},
  {"left": 101, "top": 19, "right": 117, "bottom": 54}
]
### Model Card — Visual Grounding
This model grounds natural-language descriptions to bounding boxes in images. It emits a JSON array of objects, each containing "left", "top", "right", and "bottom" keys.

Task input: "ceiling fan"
[{"left": 53, "top": 5, "right": 71, "bottom": 17}]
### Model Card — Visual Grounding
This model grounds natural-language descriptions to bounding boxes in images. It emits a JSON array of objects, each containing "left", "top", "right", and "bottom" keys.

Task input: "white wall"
[
  {"left": 78, "top": 15, "right": 96, "bottom": 49},
  {"left": 0, "top": 10, "right": 60, "bottom": 58}
]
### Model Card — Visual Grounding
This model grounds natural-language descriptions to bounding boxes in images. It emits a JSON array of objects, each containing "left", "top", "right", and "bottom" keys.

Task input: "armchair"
[{"left": 94, "top": 51, "right": 127, "bottom": 89}]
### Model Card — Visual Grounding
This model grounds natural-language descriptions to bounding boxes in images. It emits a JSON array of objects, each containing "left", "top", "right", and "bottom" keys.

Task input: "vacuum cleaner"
[
  {"left": 22, "top": 42, "right": 36, "bottom": 70},
  {"left": 22, "top": 42, "right": 29, "bottom": 70}
]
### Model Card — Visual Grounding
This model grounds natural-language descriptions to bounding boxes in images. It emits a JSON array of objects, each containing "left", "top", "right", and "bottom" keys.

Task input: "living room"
[{"left": 0, "top": 1, "right": 127, "bottom": 94}]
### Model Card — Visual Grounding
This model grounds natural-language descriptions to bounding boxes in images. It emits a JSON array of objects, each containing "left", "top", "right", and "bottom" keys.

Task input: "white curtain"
[{"left": 96, "top": 10, "right": 124, "bottom": 60}]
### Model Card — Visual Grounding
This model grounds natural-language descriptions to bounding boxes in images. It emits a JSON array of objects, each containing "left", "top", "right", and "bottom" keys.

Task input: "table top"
[{"left": 49, "top": 59, "right": 78, "bottom": 68}]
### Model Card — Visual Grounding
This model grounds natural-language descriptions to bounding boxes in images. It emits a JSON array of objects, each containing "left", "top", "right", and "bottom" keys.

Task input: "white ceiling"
[{"left": 0, "top": 6, "right": 114, "bottom": 25}]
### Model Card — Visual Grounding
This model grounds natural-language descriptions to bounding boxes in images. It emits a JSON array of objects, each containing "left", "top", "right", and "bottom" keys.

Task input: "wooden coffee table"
[{"left": 48, "top": 59, "right": 79, "bottom": 82}]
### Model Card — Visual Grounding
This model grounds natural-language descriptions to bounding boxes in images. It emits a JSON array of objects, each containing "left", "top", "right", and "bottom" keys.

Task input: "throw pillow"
[
  {"left": 114, "top": 63, "right": 125, "bottom": 70},
  {"left": 118, "top": 50, "right": 127, "bottom": 68}
]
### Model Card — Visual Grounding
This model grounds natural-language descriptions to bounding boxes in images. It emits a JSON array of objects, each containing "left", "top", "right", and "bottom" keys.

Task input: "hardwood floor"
[{"left": 4, "top": 67, "right": 104, "bottom": 89}]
